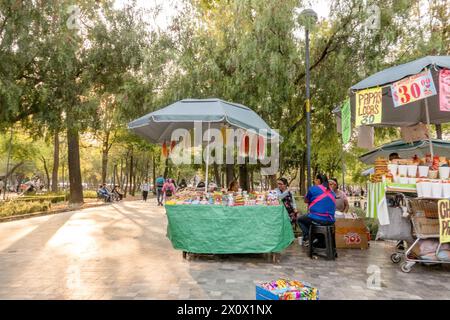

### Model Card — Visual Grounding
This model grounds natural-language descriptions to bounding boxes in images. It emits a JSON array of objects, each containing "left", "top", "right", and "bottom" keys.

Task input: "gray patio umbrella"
[
  {"left": 349, "top": 56, "right": 450, "bottom": 126},
  {"left": 359, "top": 139, "right": 450, "bottom": 165},
  {"left": 349, "top": 55, "right": 450, "bottom": 157},
  {"left": 128, "top": 98, "right": 281, "bottom": 191},
  {"left": 128, "top": 98, "right": 280, "bottom": 143}
]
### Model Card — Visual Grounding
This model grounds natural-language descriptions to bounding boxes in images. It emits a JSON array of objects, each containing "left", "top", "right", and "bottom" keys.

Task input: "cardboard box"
[{"left": 335, "top": 218, "right": 369, "bottom": 249}]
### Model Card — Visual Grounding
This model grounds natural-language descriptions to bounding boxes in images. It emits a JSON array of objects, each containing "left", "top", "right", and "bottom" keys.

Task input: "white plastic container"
[
  {"left": 408, "top": 178, "right": 417, "bottom": 184},
  {"left": 393, "top": 175, "right": 399, "bottom": 183},
  {"left": 418, "top": 166, "right": 429, "bottom": 178},
  {"left": 443, "top": 183, "right": 450, "bottom": 198},
  {"left": 421, "top": 180, "right": 432, "bottom": 198},
  {"left": 388, "top": 164, "right": 398, "bottom": 176},
  {"left": 439, "top": 167, "right": 450, "bottom": 179},
  {"left": 398, "top": 165, "right": 408, "bottom": 176},
  {"left": 431, "top": 181, "right": 443, "bottom": 198},
  {"left": 416, "top": 181, "right": 423, "bottom": 197},
  {"left": 407, "top": 165, "right": 418, "bottom": 177}
]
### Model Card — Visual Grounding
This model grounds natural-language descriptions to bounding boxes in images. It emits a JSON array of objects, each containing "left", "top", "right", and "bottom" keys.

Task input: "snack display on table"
[
  {"left": 370, "top": 157, "right": 388, "bottom": 183},
  {"left": 256, "top": 279, "right": 319, "bottom": 300},
  {"left": 372, "top": 153, "right": 450, "bottom": 198},
  {"left": 164, "top": 189, "right": 281, "bottom": 206}
]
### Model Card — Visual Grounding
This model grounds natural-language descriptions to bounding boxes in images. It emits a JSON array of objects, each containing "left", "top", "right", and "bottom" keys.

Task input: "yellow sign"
[
  {"left": 355, "top": 87, "right": 382, "bottom": 126},
  {"left": 438, "top": 199, "right": 450, "bottom": 244}
]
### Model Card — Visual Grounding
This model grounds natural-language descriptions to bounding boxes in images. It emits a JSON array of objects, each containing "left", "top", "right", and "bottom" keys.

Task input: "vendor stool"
[{"left": 309, "top": 224, "right": 337, "bottom": 260}]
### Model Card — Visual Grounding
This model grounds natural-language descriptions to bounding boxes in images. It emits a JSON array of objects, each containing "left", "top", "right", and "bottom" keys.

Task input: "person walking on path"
[
  {"left": 141, "top": 179, "right": 150, "bottom": 202},
  {"left": 155, "top": 175, "right": 165, "bottom": 206}
]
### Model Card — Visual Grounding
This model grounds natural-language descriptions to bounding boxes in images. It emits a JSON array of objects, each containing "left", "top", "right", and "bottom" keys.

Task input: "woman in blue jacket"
[{"left": 297, "top": 174, "right": 336, "bottom": 246}]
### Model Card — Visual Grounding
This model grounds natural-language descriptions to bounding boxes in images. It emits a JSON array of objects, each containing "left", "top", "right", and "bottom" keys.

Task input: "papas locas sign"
[
  {"left": 355, "top": 87, "right": 382, "bottom": 126},
  {"left": 438, "top": 200, "right": 450, "bottom": 244}
]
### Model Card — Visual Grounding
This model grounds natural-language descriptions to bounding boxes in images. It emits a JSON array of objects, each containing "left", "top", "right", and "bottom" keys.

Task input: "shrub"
[
  {"left": 0, "top": 201, "right": 51, "bottom": 217},
  {"left": 14, "top": 195, "right": 66, "bottom": 204},
  {"left": 83, "top": 190, "right": 98, "bottom": 198}
]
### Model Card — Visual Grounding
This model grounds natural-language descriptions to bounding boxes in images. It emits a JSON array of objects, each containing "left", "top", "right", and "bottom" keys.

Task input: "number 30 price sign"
[
  {"left": 391, "top": 69, "right": 437, "bottom": 108},
  {"left": 355, "top": 87, "right": 382, "bottom": 127}
]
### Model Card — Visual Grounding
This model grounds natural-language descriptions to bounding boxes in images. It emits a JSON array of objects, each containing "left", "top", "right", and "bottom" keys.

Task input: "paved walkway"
[{"left": 0, "top": 200, "right": 449, "bottom": 300}]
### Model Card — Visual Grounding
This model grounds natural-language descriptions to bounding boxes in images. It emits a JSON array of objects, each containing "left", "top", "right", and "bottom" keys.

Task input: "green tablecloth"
[{"left": 165, "top": 205, "right": 294, "bottom": 254}]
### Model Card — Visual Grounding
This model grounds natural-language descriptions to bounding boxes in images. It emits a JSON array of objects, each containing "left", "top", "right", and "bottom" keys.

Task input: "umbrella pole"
[
  {"left": 424, "top": 97, "right": 434, "bottom": 159},
  {"left": 205, "top": 122, "right": 211, "bottom": 193}
]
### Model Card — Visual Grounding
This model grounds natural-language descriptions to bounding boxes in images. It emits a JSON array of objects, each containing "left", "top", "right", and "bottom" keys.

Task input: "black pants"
[
  {"left": 297, "top": 215, "right": 334, "bottom": 240},
  {"left": 142, "top": 191, "right": 148, "bottom": 201}
]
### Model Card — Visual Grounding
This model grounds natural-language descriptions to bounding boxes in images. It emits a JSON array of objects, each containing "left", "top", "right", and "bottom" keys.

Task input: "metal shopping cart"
[{"left": 399, "top": 198, "right": 450, "bottom": 273}]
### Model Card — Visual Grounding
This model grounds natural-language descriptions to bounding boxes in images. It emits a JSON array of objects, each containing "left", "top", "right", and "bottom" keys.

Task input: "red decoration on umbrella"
[
  {"left": 170, "top": 140, "right": 177, "bottom": 152},
  {"left": 162, "top": 142, "right": 169, "bottom": 158},
  {"left": 257, "top": 136, "right": 265, "bottom": 158},
  {"left": 240, "top": 135, "right": 250, "bottom": 156}
]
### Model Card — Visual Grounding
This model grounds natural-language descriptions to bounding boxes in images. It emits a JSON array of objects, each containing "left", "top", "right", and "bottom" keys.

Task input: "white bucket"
[
  {"left": 388, "top": 164, "right": 398, "bottom": 176},
  {"left": 393, "top": 175, "right": 399, "bottom": 183},
  {"left": 398, "top": 165, "right": 408, "bottom": 176},
  {"left": 431, "top": 182, "right": 443, "bottom": 198},
  {"left": 443, "top": 183, "right": 450, "bottom": 198},
  {"left": 418, "top": 166, "right": 429, "bottom": 178},
  {"left": 439, "top": 167, "right": 450, "bottom": 179},
  {"left": 416, "top": 182, "right": 423, "bottom": 197},
  {"left": 399, "top": 177, "right": 409, "bottom": 184},
  {"left": 421, "top": 181, "right": 432, "bottom": 198},
  {"left": 407, "top": 165, "right": 418, "bottom": 177},
  {"left": 408, "top": 178, "right": 417, "bottom": 184}
]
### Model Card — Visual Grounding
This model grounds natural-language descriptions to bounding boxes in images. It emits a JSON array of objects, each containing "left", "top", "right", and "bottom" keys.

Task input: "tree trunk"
[
  {"left": 101, "top": 132, "right": 110, "bottom": 184},
  {"left": 120, "top": 158, "right": 124, "bottom": 187},
  {"left": 129, "top": 151, "right": 134, "bottom": 196},
  {"left": 213, "top": 162, "right": 221, "bottom": 187},
  {"left": 67, "top": 126, "right": 84, "bottom": 204},
  {"left": 435, "top": 124, "right": 442, "bottom": 140},
  {"left": 269, "top": 174, "right": 277, "bottom": 190},
  {"left": 124, "top": 173, "right": 128, "bottom": 198},
  {"left": 41, "top": 156, "right": 50, "bottom": 189},
  {"left": 226, "top": 164, "right": 234, "bottom": 189},
  {"left": 239, "top": 163, "right": 249, "bottom": 191},
  {"left": 163, "top": 157, "right": 169, "bottom": 178},
  {"left": 250, "top": 168, "right": 254, "bottom": 191},
  {"left": 51, "top": 132, "right": 59, "bottom": 192},
  {"left": 152, "top": 154, "right": 156, "bottom": 194},
  {"left": 132, "top": 159, "right": 138, "bottom": 196}
]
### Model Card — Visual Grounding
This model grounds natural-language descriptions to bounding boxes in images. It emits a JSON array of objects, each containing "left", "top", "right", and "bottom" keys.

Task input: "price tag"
[
  {"left": 355, "top": 87, "right": 382, "bottom": 126},
  {"left": 391, "top": 69, "right": 437, "bottom": 107}
]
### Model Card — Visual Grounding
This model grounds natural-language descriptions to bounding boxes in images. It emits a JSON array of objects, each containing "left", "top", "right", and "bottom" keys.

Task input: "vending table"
[{"left": 165, "top": 205, "right": 294, "bottom": 256}]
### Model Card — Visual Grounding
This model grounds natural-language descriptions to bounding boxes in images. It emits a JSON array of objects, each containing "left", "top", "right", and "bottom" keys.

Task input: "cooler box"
[{"left": 335, "top": 218, "right": 369, "bottom": 249}]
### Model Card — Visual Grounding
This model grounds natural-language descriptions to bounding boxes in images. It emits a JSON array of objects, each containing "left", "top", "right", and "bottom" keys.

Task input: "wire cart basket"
[{"left": 397, "top": 198, "right": 450, "bottom": 273}]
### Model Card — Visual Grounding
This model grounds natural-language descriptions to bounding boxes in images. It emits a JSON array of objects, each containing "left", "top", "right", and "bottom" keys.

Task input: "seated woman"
[
  {"left": 112, "top": 185, "right": 124, "bottom": 201},
  {"left": 329, "top": 178, "right": 349, "bottom": 213},
  {"left": 297, "top": 174, "right": 336, "bottom": 246},
  {"left": 275, "top": 177, "right": 298, "bottom": 226},
  {"left": 228, "top": 180, "right": 239, "bottom": 193}
]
